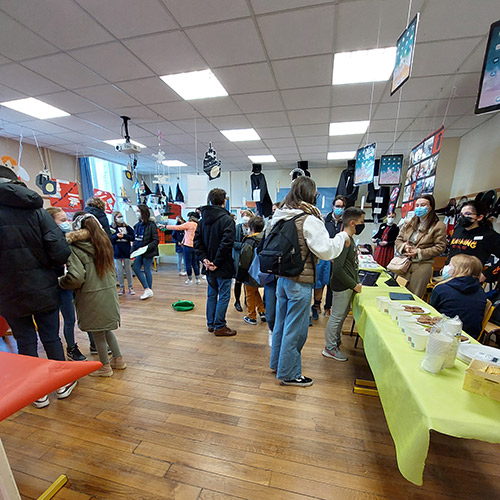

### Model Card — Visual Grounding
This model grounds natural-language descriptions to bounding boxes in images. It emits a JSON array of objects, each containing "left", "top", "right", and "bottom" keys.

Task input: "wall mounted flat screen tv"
[{"left": 475, "top": 19, "right": 500, "bottom": 115}]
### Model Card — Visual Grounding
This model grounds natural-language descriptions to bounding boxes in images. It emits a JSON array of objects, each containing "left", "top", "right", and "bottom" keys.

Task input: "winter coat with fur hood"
[{"left": 59, "top": 229, "right": 120, "bottom": 332}]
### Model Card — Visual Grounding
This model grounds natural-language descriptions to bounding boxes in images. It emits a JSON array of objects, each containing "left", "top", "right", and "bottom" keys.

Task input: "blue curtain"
[{"left": 78, "top": 157, "right": 93, "bottom": 204}]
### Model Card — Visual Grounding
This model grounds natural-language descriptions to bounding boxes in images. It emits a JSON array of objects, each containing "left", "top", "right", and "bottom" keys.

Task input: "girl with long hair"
[
  {"left": 395, "top": 195, "right": 447, "bottom": 297},
  {"left": 132, "top": 204, "right": 159, "bottom": 299},
  {"left": 59, "top": 212, "right": 125, "bottom": 377}
]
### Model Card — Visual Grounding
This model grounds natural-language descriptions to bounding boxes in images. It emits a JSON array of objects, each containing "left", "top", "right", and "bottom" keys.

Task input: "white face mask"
[
  {"left": 242, "top": 216, "right": 250, "bottom": 224},
  {"left": 116, "top": 216, "right": 124, "bottom": 223},
  {"left": 387, "top": 217, "right": 395, "bottom": 224}
]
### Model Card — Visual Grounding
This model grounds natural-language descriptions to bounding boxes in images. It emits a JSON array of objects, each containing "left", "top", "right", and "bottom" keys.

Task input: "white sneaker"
[
  {"left": 56, "top": 381, "right": 77, "bottom": 399},
  {"left": 195, "top": 278, "right": 201, "bottom": 285},
  {"left": 185, "top": 279, "right": 193, "bottom": 284},
  {"left": 179, "top": 271, "right": 187, "bottom": 276},
  {"left": 268, "top": 329, "right": 273, "bottom": 347},
  {"left": 202, "top": 275, "right": 207, "bottom": 280},
  {"left": 140, "top": 288, "right": 154, "bottom": 300},
  {"left": 32, "top": 395, "right": 50, "bottom": 408}
]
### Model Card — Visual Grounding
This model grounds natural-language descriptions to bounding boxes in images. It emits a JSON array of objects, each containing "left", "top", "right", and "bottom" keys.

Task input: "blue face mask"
[
  {"left": 441, "top": 264, "right": 454, "bottom": 281},
  {"left": 58, "top": 221, "right": 72, "bottom": 233},
  {"left": 414, "top": 206, "right": 429, "bottom": 218},
  {"left": 334, "top": 207, "right": 344, "bottom": 217}
]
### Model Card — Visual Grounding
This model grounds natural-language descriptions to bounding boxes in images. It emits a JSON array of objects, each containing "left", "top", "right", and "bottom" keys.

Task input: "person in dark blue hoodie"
[{"left": 430, "top": 254, "right": 487, "bottom": 339}]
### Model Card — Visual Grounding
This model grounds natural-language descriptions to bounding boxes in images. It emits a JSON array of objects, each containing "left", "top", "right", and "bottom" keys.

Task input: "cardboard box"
[{"left": 463, "top": 359, "right": 500, "bottom": 402}]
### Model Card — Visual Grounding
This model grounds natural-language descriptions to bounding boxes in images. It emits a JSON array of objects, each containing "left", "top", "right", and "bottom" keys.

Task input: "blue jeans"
[
  {"left": 264, "top": 280, "right": 277, "bottom": 332},
  {"left": 270, "top": 278, "right": 313, "bottom": 380},
  {"left": 176, "top": 251, "right": 185, "bottom": 273},
  {"left": 206, "top": 275, "right": 232, "bottom": 329},
  {"left": 133, "top": 255, "right": 153, "bottom": 290},
  {"left": 183, "top": 246, "right": 199, "bottom": 278},
  {"left": 59, "top": 288, "right": 76, "bottom": 348},
  {"left": 5, "top": 308, "right": 65, "bottom": 360}
]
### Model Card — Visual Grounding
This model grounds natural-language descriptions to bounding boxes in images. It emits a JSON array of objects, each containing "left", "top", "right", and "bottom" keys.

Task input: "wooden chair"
[
  {"left": 395, "top": 275, "right": 408, "bottom": 287},
  {"left": 423, "top": 256, "right": 448, "bottom": 302},
  {"left": 478, "top": 300, "right": 495, "bottom": 344}
]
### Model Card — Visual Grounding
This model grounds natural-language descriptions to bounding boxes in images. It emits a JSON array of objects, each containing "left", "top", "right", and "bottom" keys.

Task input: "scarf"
[{"left": 298, "top": 201, "right": 322, "bottom": 220}]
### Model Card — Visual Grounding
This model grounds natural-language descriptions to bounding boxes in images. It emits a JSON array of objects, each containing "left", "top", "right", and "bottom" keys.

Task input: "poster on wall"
[
  {"left": 50, "top": 179, "right": 82, "bottom": 212},
  {"left": 354, "top": 142, "right": 376, "bottom": 186},
  {"left": 93, "top": 188, "right": 116, "bottom": 214},
  {"left": 391, "top": 13, "right": 420, "bottom": 95},
  {"left": 401, "top": 125, "right": 444, "bottom": 217},
  {"left": 379, "top": 154, "right": 403, "bottom": 185},
  {"left": 388, "top": 185, "right": 401, "bottom": 215}
]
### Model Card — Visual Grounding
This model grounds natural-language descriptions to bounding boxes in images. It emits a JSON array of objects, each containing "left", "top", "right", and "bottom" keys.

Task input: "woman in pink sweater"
[{"left": 166, "top": 212, "right": 200, "bottom": 284}]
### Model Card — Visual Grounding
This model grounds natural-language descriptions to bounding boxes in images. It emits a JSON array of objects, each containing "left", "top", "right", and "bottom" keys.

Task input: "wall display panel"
[{"left": 354, "top": 142, "right": 376, "bottom": 186}]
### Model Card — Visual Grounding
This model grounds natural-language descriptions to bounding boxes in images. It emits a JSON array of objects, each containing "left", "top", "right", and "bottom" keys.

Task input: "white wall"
[{"left": 451, "top": 112, "right": 500, "bottom": 198}]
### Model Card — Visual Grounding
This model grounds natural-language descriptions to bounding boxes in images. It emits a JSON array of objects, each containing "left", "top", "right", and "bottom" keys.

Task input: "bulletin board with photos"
[{"left": 401, "top": 126, "right": 444, "bottom": 217}]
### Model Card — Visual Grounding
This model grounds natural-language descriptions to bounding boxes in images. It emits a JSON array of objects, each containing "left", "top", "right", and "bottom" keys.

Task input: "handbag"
[
  {"left": 387, "top": 255, "right": 411, "bottom": 275},
  {"left": 248, "top": 248, "right": 275, "bottom": 287}
]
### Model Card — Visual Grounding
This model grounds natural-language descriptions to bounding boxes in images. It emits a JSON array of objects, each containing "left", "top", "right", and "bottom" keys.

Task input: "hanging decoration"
[
  {"left": 175, "top": 182, "right": 185, "bottom": 203},
  {"left": 93, "top": 188, "right": 116, "bottom": 214},
  {"left": 33, "top": 132, "right": 57, "bottom": 195},
  {"left": 50, "top": 180, "right": 82, "bottom": 211},
  {"left": 202, "top": 142, "right": 221, "bottom": 180}
]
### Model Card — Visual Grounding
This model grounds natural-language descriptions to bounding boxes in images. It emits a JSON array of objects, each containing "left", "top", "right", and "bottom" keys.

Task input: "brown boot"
[
  {"left": 110, "top": 356, "right": 127, "bottom": 370},
  {"left": 89, "top": 364, "right": 113, "bottom": 377},
  {"left": 214, "top": 325, "right": 237, "bottom": 337}
]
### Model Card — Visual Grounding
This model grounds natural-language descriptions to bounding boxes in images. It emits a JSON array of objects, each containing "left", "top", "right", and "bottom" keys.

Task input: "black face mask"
[
  {"left": 458, "top": 215, "right": 475, "bottom": 228},
  {"left": 355, "top": 223, "right": 365, "bottom": 235}
]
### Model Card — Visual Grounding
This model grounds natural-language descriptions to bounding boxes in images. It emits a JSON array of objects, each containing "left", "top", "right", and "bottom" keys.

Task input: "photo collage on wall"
[{"left": 401, "top": 125, "right": 444, "bottom": 217}]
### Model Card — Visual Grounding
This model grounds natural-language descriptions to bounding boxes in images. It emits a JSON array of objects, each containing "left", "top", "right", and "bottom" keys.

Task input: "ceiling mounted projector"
[{"left": 115, "top": 141, "right": 141, "bottom": 154}]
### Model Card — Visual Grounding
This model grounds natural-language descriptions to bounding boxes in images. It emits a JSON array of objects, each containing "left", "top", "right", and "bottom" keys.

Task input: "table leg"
[
  {"left": 353, "top": 378, "right": 379, "bottom": 397},
  {"left": 0, "top": 437, "right": 22, "bottom": 500}
]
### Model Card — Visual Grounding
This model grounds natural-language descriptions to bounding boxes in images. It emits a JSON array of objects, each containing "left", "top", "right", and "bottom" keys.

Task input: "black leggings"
[{"left": 234, "top": 281, "right": 242, "bottom": 303}]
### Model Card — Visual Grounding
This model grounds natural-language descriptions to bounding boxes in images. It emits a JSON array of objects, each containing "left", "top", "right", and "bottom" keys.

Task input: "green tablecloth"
[{"left": 352, "top": 273, "right": 500, "bottom": 485}]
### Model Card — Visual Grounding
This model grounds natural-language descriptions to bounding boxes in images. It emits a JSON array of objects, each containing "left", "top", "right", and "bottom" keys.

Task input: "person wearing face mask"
[
  {"left": 372, "top": 212, "right": 400, "bottom": 268},
  {"left": 322, "top": 207, "right": 365, "bottom": 362},
  {"left": 315, "top": 196, "right": 347, "bottom": 318},
  {"left": 232, "top": 210, "right": 253, "bottom": 311},
  {"left": 47, "top": 207, "right": 86, "bottom": 362},
  {"left": 447, "top": 200, "right": 500, "bottom": 269},
  {"left": 430, "top": 254, "right": 487, "bottom": 339},
  {"left": 111, "top": 211, "right": 135, "bottom": 296},
  {"left": 395, "top": 195, "right": 447, "bottom": 297}
]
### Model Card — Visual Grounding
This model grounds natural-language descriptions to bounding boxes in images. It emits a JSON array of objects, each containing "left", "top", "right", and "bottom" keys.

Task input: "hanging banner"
[
  {"left": 93, "top": 188, "right": 116, "bottom": 214},
  {"left": 49, "top": 179, "right": 82, "bottom": 211},
  {"left": 401, "top": 126, "right": 444, "bottom": 217}
]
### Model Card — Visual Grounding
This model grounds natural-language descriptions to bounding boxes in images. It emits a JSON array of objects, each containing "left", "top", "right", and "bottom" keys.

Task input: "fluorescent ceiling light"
[
  {"left": 160, "top": 69, "right": 228, "bottom": 100},
  {"left": 104, "top": 139, "right": 146, "bottom": 148},
  {"left": 0, "top": 97, "right": 70, "bottom": 119},
  {"left": 332, "top": 47, "right": 397, "bottom": 85},
  {"left": 329, "top": 120, "right": 370, "bottom": 136},
  {"left": 221, "top": 128, "right": 260, "bottom": 142},
  {"left": 327, "top": 151, "right": 356, "bottom": 160},
  {"left": 248, "top": 155, "right": 276, "bottom": 163},
  {"left": 162, "top": 160, "right": 187, "bottom": 167}
]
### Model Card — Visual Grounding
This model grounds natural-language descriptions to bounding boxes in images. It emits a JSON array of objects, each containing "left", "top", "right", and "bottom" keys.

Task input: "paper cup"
[
  {"left": 376, "top": 296, "right": 388, "bottom": 312},
  {"left": 410, "top": 330, "right": 430, "bottom": 351},
  {"left": 389, "top": 303, "right": 404, "bottom": 321},
  {"left": 445, "top": 319, "right": 462, "bottom": 336},
  {"left": 422, "top": 334, "right": 453, "bottom": 374},
  {"left": 397, "top": 311, "right": 413, "bottom": 328},
  {"left": 400, "top": 316, "right": 418, "bottom": 334}
]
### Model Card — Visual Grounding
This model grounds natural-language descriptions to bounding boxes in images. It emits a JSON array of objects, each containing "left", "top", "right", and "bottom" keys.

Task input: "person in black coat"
[
  {"left": 0, "top": 165, "right": 71, "bottom": 364},
  {"left": 132, "top": 204, "right": 159, "bottom": 300},
  {"left": 111, "top": 211, "right": 135, "bottom": 295},
  {"left": 430, "top": 254, "right": 487, "bottom": 339},
  {"left": 84, "top": 197, "right": 112, "bottom": 237},
  {"left": 194, "top": 188, "right": 237, "bottom": 336},
  {"left": 372, "top": 213, "right": 400, "bottom": 268}
]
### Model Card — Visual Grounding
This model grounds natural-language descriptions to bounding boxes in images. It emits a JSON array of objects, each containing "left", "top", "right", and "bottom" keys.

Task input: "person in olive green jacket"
[
  {"left": 323, "top": 207, "right": 365, "bottom": 362},
  {"left": 59, "top": 212, "right": 126, "bottom": 377}
]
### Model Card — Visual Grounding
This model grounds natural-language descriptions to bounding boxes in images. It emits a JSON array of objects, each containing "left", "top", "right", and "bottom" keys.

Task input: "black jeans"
[
  {"left": 5, "top": 308, "right": 65, "bottom": 361},
  {"left": 324, "top": 285, "right": 333, "bottom": 310}
]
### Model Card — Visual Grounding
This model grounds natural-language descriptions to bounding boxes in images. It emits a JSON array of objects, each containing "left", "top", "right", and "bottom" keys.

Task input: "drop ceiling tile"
[
  {"left": 238, "top": 141, "right": 271, "bottom": 152},
  {"left": 380, "top": 75, "right": 450, "bottom": 103},
  {"left": 163, "top": 0, "right": 250, "bottom": 27},
  {"left": 76, "top": 0, "right": 177, "bottom": 37},
  {"left": 190, "top": 97, "right": 242, "bottom": 117},
  {"left": 214, "top": 63, "right": 276, "bottom": 94},
  {"left": 0, "top": 0, "right": 114, "bottom": 50},
  {"left": 418, "top": 97, "right": 476, "bottom": 119},
  {"left": 0, "top": 64, "right": 64, "bottom": 95},
  {"left": 209, "top": 114, "right": 252, "bottom": 129},
  {"left": 273, "top": 153, "right": 299, "bottom": 161},
  {"left": 139, "top": 121, "right": 184, "bottom": 135},
  {"left": 75, "top": 110, "right": 121, "bottom": 128},
  {"left": 298, "top": 145, "right": 327, "bottom": 154},
  {"left": 282, "top": 86, "right": 331, "bottom": 111},
  {"left": 268, "top": 146, "right": 298, "bottom": 155},
  {"left": 0, "top": 83, "right": 26, "bottom": 102},
  {"left": 124, "top": 31, "right": 206, "bottom": 75},
  {"left": 295, "top": 136, "right": 328, "bottom": 146},
  {"left": 452, "top": 72, "right": 483, "bottom": 98},
  {"left": 369, "top": 118, "right": 412, "bottom": 133},
  {"left": 186, "top": 19, "right": 266, "bottom": 67},
  {"left": 149, "top": 101, "right": 197, "bottom": 121},
  {"left": 256, "top": 126, "right": 293, "bottom": 139},
  {"left": 329, "top": 104, "right": 371, "bottom": 122},
  {"left": 40, "top": 91, "right": 103, "bottom": 114},
  {"left": 250, "top": 0, "right": 332, "bottom": 15},
  {"left": 292, "top": 124, "right": 328, "bottom": 137},
  {"left": 247, "top": 111, "right": 289, "bottom": 128},
  {"left": 113, "top": 105, "right": 162, "bottom": 122},
  {"left": 21, "top": 120, "right": 71, "bottom": 135},
  {"left": 288, "top": 108, "right": 330, "bottom": 125},
  {"left": 116, "top": 78, "right": 182, "bottom": 105},
  {"left": 443, "top": 129, "right": 467, "bottom": 138},
  {"left": 70, "top": 42, "right": 154, "bottom": 83},
  {"left": 272, "top": 55, "right": 332, "bottom": 89},
  {"left": 264, "top": 138, "right": 296, "bottom": 148},
  {"left": 232, "top": 92, "right": 283, "bottom": 113},
  {"left": 258, "top": 5, "right": 335, "bottom": 60},
  {"left": 23, "top": 53, "right": 106, "bottom": 89},
  {"left": 331, "top": 82, "right": 387, "bottom": 106},
  {"left": 0, "top": 13, "right": 57, "bottom": 60},
  {"left": 445, "top": 114, "right": 493, "bottom": 130},
  {"left": 173, "top": 118, "right": 217, "bottom": 133},
  {"left": 75, "top": 84, "right": 140, "bottom": 108},
  {"left": 49, "top": 116, "right": 112, "bottom": 137}
]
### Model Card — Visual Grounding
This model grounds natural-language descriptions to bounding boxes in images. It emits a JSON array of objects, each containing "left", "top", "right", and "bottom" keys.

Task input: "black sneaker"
[
  {"left": 67, "top": 343, "right": 87, "bottom": 361},
  {"left": 311, "top": 305, "right": 319, "bottom": 321},
  {"left": 244, "top": 316, "right": 257, "bottom": 325},
  {"left": 281, "top": 376, "right": 314, "bottom": 387},
  {"left": 259, "top": 313, "right": 267, "bottom": 322},
  {"left": 234, "top": 301, "right": 243, "bottom": 312}
]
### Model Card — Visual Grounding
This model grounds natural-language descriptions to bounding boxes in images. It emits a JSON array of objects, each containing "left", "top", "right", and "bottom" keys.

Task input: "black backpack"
[{"left": 259, "top": 214, "right": 309, "bottom": 277}]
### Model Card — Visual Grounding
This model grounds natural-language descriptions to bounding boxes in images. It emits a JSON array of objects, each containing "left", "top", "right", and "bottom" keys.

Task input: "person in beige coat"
[
  {"left": 395, "top": 195, "right": 447, "bottom": 297},
  {"left": 59, "top": 212, "right": 126, "bottom": 377}
]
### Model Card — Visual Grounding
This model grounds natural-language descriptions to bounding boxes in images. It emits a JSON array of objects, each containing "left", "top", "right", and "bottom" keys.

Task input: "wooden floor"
[{"left": 1, "top": 263, "right": 500, "bottom": 500}]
